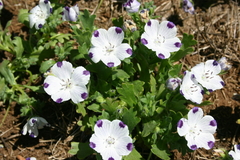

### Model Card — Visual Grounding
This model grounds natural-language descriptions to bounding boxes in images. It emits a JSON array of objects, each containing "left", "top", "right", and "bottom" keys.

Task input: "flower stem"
[{"left": 0, "top": 103, "right": 11, "bottom": 129}]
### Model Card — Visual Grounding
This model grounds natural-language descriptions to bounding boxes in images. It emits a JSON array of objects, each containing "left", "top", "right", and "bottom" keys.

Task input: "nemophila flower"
[
  {"left": 89, "top": 119, "right": 133, "bottom": 160},
  {"left": 177, "top": 107, "right": 217, "bottom": 150},
  {"left": 180, "top": 71, "right": 203, "bottom": 104},
  {"left": 26, "top": 157, "right": 37, "bottom": 160},
  {"left": 88, "top": 27, "right": 132, "bottom": 67},
  {"left": 43, "top": 61, "right": 90, "bottom": 104},
  {"left": 62, "top": 4, "right": 79, "bottom": 22},
  {"left": 22, "top": 117, "right": 49, "bottom": 138},
  {"left": 123, "top": 0, "right": 141, "bottom": 13},
  {"left": 0, "top": 0, "right": 3, "bottom": 10},
  {"left": 229, "top": 144, "right": 240, "bottom": 160},
  {"left": 166, "top": 77, "right": 182, "bottom": 91},
  {"left": 191, "top": 60, "right": 225, "bottom": 91},
  {"left": 218, "top": 57, "right": 231, "bottom": 71},
  {"left": 182, "top": 0, "right": 195, "bottom": 14},
  {"left": 123, "top": 20, "right": 137, "bottom": 32},
  {"left": 141, "top": 19, "right": 181, "bottom": 59},
  {"left": 139, "top": 9, "right": 150, "bottom": 21},
  {"left": 29, "top": 0, "right": 52, "bottom": 29}
]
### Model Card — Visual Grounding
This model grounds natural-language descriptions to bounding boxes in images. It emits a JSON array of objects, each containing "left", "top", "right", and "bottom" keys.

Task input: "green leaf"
[
  {"left": 112, "top": 69, "right": 130, "bottom": 81},
  {"left": 151, "top": 144, "right": 170, "bottom": 160},
  {"left": 76, "top": 103, "right": 87, "bottom": 117},
  {"left": 39, "top": 60, "right": 56, "bottom": 73},
  {"left": 124, "top": 148, "right": 142, "bottom": 160},
  {"left": 142, "top": 120, "right": 158, "bottom": 137},
  {"left": 80, "top": 9, "right": 96, "bottom": 31},
  {"left": 87, "top": 103, "right": 101, "bottom": 113},
  {"left": 122, "top": 108, "right": 141, "bottom": 132},
  {"left": 101, "top": 98, "right": 119, "bottom": 114},
  {"left": 12, "top": 37, "right": 24, "bottom": 58},
  {"left": 18, "top": 9, "right": 29, "bottom": 25},
  {"left": 168, "top": 64, "right": 182, "bottom": 78},
  {"left": 0, "top": 60, "right": 15, "bottom": 85},
  {"left": 69, "top": 142, "right": 93, "bottom": 159}
]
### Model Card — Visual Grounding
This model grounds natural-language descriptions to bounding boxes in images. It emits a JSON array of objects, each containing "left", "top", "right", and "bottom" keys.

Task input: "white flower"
[
  {"left": 89, "top": 119, "right": 133, "bottom": 160},
  {"left": 123, "top": 0, "right": 141, "bottom": 13},
  {"left": 29, "top": 0, "right": 52, "bottom": 29},
  {"left": 141, "top": 19, "right": 181, "bottom": 59},
  {"left": 177, "top": 107, "right": 217, "bottom": 150},
  {"left": 218, "top": 57, "right": 231, "bottom": 71},
  {"left": 0, "top": 0, "right": 3, "bottom": 10},
  {"left": 182, "top": 0, "right": 195, "bottom": 14},
  {"left": 180, "top": 71, "right": 204, "bottom": 104},
  {"left": 166, "top": 77, "right": 182, "bottom": 91},
  {"left": 191, "top": 60, "right": 225, "bottom": 91},
  {"left": 62, "top": 4, "right": 79, "bottom": 22},
  {"left": 88, "top": 27, "right": 132, "bottom": 67},
  {"left": 43, "top": 61, "right": 90, "bottom": 104},
  {"left": 26, "top": 157, "right": 37, "bottom": 160},
  {"left": 229, "top": 144, "right": 240, "bottom": 160},
  {"left": 22, "top": 117, "right": 49, "bottom": 138}
]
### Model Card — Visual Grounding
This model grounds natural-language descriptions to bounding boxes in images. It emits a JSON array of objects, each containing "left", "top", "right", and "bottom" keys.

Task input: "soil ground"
[{"left": 0, "top": 0, "right": 239, "bottom": 159}]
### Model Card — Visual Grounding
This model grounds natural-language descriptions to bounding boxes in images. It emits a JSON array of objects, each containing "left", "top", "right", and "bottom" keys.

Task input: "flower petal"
[
  {"left": 101, "top": 54, "right": 121, "bottom": 67},
  {"left": 37, "top": 117, "right": 48, "bottom": 129},
  {"left": 89, "top": 47, "right": 103, "bottom": 63},
  {"left": 195, "top": 132, "right": 215, "bottom": 149},
  {"left": 91, "top": 29, "right": 109, "bottom": 48},
  {"left": 234, "top": 144, "right": 240, "bottom": 155},
  {"left": 115, "top": 43, "right": 132, "bottom": 60},
  {"left": 110, "top": 120, "right": 129, "bottom": 139},
  {"left": 144, "top": 19, "right": 159, "bottom": 38},
  {"left": 197, "top": 115, "right": 217, "bottom": 134},
  {"left": 101, "top": 148, "right": 122, "bottom": 160},
  {"left": 177, "top": 118, "right": 189, "bottom": 136},
  {"left": 71, "top": 66, "right": 90, "bottom": 85},
  {"left": 70, "top": 85, "right": 88, "bottom": 103},
  {"left": 115, "top": 136, "right": 133, "bottom": 156},
  {"left": 39, "top": 0, "right": 52, "bottom": 15},
  {"left": 162, "top": 37, "right": 181, "bottom": 52},
  {"left": 51, "top": 61, "right": 73, "bottom": 80},
  {"left": 89, "top": 134, "right": 105, "bottom": 153},
  {"left": 22, "top": 123, "right": 28, "bottom": 135},
  {"left": 43, "top": 75, "right": 62, "bottom": 95},
  {"left": 187, "top": 107, "right": 203, "bottom": 126},
  {"left": 158, "top": 21, "right": 177, "bottom": 39},
  {"left": 108, "top": 27, "right": 124, "bottom": 46},
  {"left": 229, "top": 150, "right": 238, "bottom": 159},
  {"left": 51, "top": 89, "right": 71, "bottom": 103},
  {"left": 94, "top": 119, "right": 111, "bottom": 139},
  {"left": 205, "top": 60, "right": 221, "bottom": 75}
]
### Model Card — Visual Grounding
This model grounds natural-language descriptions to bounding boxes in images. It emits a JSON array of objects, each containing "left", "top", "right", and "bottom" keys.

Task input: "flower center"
[
  {"left": 36, "top": 9, "right": 47, "bottom": 19},
  {"left": 61, "top": 78, "right": 72, "bottom": 90},
  {"left": 154, "top": 35, "right": 165, "bottom": 46},
  {"left": 187, "top": 83, "right": 199, "bottom": 95},
  {"left": 189, "top": 125, "right": 202, "bottom": 139},
  {"left": 104, "top": 43, "right": 115, "bottom": 56},
  {"left": 202, "top": 70, "right": 214, "bottom": 82},
  {"left": 105, "top": 136, "right": 116, "bottom": 148}
]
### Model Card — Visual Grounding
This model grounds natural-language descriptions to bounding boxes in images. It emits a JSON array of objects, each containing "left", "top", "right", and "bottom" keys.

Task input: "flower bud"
[{"left": 166, "top": 77, "right": 182, "bottom": 91}]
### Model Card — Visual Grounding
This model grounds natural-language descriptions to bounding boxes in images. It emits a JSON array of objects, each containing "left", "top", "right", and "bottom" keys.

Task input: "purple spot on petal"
[
  {"left": 190, "top": 144, "right": 197, "bottom": 150},
  {"left": 26, "top": 158, "right": 31, "bottom": 160},
  {"left": 208, "top": 141, "right": 214, "bottom": 149},
  {"left": 56, "top": 98, "right": 63, "bottom": 103},
  {"left": 96, "top": 120, "right": 103, "bottom": 127},
  {"left": 127, "top": 143, "right": 133, "bottom": 151},
  {"left": 0, "top": 2, "right": 2, "bottom": 5},
  {"left": 210, "top": 120, "right": 217, "bottom": 127},
  {"left": 220, "top": 81, "right": 225, "bottom": 86},
  {"left": 43, "top": 83, "right": 49, "bottom": 88},
  {"left": 83, "top": 70, "right": 90, "bottom": 76},
  {"left": 183, "top": 71, "right": 186, "bottom": 75},
  {"left": 119, "top": 121, "right": 126, "bottom": 128},
  {"left": 31, "top": 119, "right": 37, "bottom": 124},
  {"left": 141, "top": 38, "right": 148, "bottom": 45},
  {"left": 201, "top": 90, "right": 204, "bottom": 95},
  {"left": 89, "top": 52, "right": 93, "bottom": 58},
  {"left": 208, "top": 89, "right": 213, "bottom": 92},
  {"left": 108, "top": 157, "right": 114, "bottom": 160},
  {"left": 44, "top": 0, "right": 48, "bottom": 4},
  {"left": 115, "top": 27, "right": 122, "bottom": 34},
  {"left": 191, "top": 74, "right": 195, "bottom": 79},
  {"left": 174, "top": 42, "right": 182, "bottom": 48},
  {"left": 126, "top": 48, "right": 132, "bottom": 55},
  {"left": 167, "top": 22, "right": 175, "bottom": 29},
  {"left": 213, "top": 60, "right": 218, "bottom": 66},
  {"left": 65, "top": 6, "right": 70, "bottom": 11},
  {"left": 192, "top": 107, "right": 199, "bottom": 114},
  {"left": 81, "top": 92, "right": 88, "bottom": 99},
  {"left": 50, "top": 8, "right": 53, "bottom": 13},
  {"left": 147, "top": 20, "right": 151, "bottom": 26},
  {"left": 158, "top": 53, "right": 165, "bottom": 59},
  {"left": 180, "top": 90, "right": 184, "bottom": 95},
  {"left": 57, "top": 61, "right": 63, "bottom": 67},
  {"left": 177, "top": 120, "right": 183, "bottom": 128},
  {"left": 237, "top": 144, "right": 240, "bottom": 150},
  {"left": 38, "top": 24, "right": 43, "bottom": 29},
  {"left": 93, "top": 30, "right": 99, "bottom": 37},
  {"left": 29, "top": 132, "right": 35, "bottom": 138},
  {"left": 107, "top": 62, "right": 114, "bottom": 67},
  {"left": 89, "top": 142, "right": 96, "bottom": 148}
]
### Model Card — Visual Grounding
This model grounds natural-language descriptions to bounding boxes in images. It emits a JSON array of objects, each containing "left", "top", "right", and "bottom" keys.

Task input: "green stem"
[
  {"left": 92, "top": 0, "right": 104, "bottom": 15},
  {"left": 0, "top": 104, "right": 11, "bottom": 128}
]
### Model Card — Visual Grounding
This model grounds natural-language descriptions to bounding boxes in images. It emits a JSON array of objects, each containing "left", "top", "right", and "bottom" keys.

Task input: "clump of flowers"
[
  {"left": 22, "top": 117, "right": 49, "bottom": 138},
  {"left": 89, "top": 119, "right": 133, "bottom": 160},
  {"left": 141, "top": 19, "right": 182, "bottom": 59},
  {"left": 29, "top": 0, "right": 52, "bottom": 29},
  {"left": 43, "top": 61, "right": 90, "bottom": 104},
  {"left": 123, "top": 0, "right": 141, "bottom": 13},
  {"left": 182, "top": 0, "right": 195, "bottom": 14},
  {"left": 229, "top": 144, "right": 240, "bottom": 160},
  {"left": 177, "top": 107, "right": 217, "bottom": 150},
  {"left": 62, "top": 4, "right": 79, "bottom": 22},
  {"left": 166, "top": 77, "right": 182, "bottom": 91},
  {"left": 88, "top": 27, "right": 133, "bottom": 67}
]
